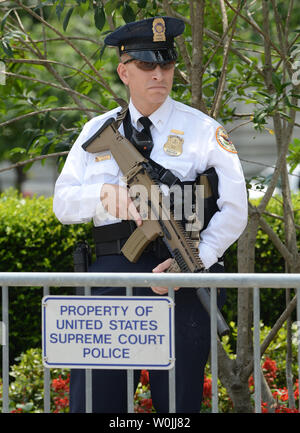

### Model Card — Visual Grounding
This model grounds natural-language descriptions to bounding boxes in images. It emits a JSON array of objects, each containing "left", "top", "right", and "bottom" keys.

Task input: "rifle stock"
[{"left": 82, "top": 119, "right": 230, "bottom": 337}]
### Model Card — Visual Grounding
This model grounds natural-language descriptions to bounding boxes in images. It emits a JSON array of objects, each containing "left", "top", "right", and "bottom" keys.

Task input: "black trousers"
[{"left": 69, "top": 251, "right": 225, "bottom": 413}]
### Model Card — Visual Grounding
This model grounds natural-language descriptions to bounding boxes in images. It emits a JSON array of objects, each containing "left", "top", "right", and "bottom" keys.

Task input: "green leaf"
[
  {"left": 17, "top": 402, "right": 34, "bottom": 412},
  {"left": 122, "top": 3, "right": 135, "bottom": 24},
  {"left": 99, "top": 44, "right": 106, "bottom": 59},
  {"left": 25, "top": 133, "right": 44, "bottom": 152},
  {"left": 10, "top": 147, "right": 26, "bottom": 155},
  {"left": 256, "top": 91, "right": 271, "bottom": 99},
  {"left": 44, "top": 95, "right": 58, "bottom": 105},
  {"left": 94, "top": 5, "right": 106, "bottom": 31},
  {"left": 278, "top": 110, "right": 291, "bottom": 120},
  {"left": 56, "top": 0, "right": 66, "bottom": 20},
  {"left": 1, "top": 8, "right": 13, "bottom": 31},
  {"left": 1, "top": 40, "right": 13, "bottom": 57},
  {"left": 77, "top": 0, "right": 90, "bottom": 17},
  {"left": 272, "top": 72, "right": 283, "bottom": 93},
  {"left": 284, "top": 96, "right": 300, "bottom": 110},
  {"left": 137, "top": 0, "right": 147, "bottom": 7},
  {"left": 63, "top": 7, "right": 74, "bottom": 31}
]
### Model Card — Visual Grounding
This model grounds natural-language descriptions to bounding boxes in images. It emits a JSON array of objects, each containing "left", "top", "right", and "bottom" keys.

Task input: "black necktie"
[
  {"left": 122, "top": 111, "right": 154, "bottom": 159},
  {"left": 139, "top": 117, "right": 153, "bottom": 139},
  {"left": 132, "top": 116, "right": 153, "bottom": 159}
]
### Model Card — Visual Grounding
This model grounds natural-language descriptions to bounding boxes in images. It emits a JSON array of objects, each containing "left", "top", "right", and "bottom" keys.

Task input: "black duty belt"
[
  {"left": 92, "top": 221, "right": 224, "bottom": 264},
  {"left": 92, "top": 221, "right": 170, "bottom": 260}
]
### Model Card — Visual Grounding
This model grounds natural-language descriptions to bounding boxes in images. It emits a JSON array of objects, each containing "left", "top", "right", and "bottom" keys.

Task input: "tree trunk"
[
  {"left": 15, "top": 166, "right": 26, "bottom": 192},
  {"left": 218, "top": 215, "right": 260, "bottom": 412}
]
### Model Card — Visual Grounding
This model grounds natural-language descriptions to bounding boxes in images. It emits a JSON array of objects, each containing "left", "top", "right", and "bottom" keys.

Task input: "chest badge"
[{"left": 163, "top": 135, "right": 184, "bottom": 156}]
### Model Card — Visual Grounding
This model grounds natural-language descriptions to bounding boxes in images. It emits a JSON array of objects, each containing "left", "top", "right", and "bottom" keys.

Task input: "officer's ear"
[{"left": 117, "top": 62, "right": 129, "bottom": 86}]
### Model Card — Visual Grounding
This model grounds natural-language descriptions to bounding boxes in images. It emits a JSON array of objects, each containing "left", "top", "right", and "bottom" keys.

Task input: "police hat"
[{"left": 104, "top": 16, "right": 185, "bottom": 63}]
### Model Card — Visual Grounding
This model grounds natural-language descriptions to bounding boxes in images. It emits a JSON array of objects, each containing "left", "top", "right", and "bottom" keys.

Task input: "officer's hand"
[
  {"left": 100, "top": 183, "right": 142, "bottom": 226},
  {"left": 151, "top": 258, "right": 180, "bottom": 295}
]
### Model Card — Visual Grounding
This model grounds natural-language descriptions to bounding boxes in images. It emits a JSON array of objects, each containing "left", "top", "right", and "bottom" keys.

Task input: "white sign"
[{"left": 42, "top": 296, "right": 174, "bottom": 370}]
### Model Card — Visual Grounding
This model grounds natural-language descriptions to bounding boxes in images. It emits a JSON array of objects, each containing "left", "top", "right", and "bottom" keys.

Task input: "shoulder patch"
[{"left": 216, "top": 126, "right": 237, "bottom": 154}]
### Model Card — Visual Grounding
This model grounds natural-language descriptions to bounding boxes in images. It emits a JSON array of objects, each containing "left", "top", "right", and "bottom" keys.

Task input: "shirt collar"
[{"left": 128, "top": 96, "right": 173, "bottom": 133}]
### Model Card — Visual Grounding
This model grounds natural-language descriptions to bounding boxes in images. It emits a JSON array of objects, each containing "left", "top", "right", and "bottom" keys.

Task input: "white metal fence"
[{"left": 1, "top": 272, "right": 300, "bottom": 413}]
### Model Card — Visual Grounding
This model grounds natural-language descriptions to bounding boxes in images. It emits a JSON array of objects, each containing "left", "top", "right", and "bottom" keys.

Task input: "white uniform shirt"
[{"left": 53, "top": 96, "right": 248, "bottom": 269}]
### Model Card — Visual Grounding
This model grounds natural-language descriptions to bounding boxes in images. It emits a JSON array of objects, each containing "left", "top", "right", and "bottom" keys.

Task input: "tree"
[{"left": 0, "top": 0, "right": 299, "bottom": 412}]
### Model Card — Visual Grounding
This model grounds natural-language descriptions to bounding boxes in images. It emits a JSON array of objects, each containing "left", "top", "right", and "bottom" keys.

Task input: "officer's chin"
[{"left": 146, "top": 90, "right": 168, "bottom": 105}]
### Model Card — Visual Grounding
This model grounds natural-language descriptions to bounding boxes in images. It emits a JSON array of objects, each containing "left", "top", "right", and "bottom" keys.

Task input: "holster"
[
  {"left": 186, "top": 167, "right": 219, "bottom": 242},
  {"left": 73, "top": 241, "right": 92, "bottom": 295},
  {"left": 198, "top": 166, "right": 219, "bottom": 232}
]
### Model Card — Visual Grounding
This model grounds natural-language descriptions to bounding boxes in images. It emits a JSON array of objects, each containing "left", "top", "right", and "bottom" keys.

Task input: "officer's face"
[{"left": 117, "top": 56, "right": 175, "bottom": 116}]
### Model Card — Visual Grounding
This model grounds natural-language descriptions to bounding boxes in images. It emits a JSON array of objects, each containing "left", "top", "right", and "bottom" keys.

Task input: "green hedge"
[
  {"left": 0, "top": 189, "right": 93, "bottom": 362},
  {"left": 0, "top": 188, "right": 93, "bottom": 272},
  {"left": 0, "top": 189, "right": 299, "bottom": 361}
]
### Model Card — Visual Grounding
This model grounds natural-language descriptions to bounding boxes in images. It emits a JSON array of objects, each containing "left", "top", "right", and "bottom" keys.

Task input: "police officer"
[{"left": 53, "top": 16, "right": 248, "bottom": 413}]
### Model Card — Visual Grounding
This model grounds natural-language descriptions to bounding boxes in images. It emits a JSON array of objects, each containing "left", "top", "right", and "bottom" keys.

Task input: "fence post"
[
  {"left": 43, "top": 285, "right": 51, "bottom": 413},
  {"left": 297, "top": 287, "right": 300, "bottom": 413},
  {"left": 253, "top": 287, "right": 261, "bottom": 413},
  {"left": 2, "top": 286, "right": 9, "bottom": 413},
  {"left": 168, "top": 286, "right": 176, "bottom": 413},
  {"left": 211, "top": 286, "right": 218, "bottom": 413},
  {"left": 84, "top": 285, "right": 92, "bottom": 413},
  {"left": 126, "top": 286, "right": 134, "bottom": 413}
]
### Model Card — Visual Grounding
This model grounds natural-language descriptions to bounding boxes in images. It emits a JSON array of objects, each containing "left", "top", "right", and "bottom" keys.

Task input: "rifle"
[{"left": 82, "top": 117, "right": 229, "bottom": 337}]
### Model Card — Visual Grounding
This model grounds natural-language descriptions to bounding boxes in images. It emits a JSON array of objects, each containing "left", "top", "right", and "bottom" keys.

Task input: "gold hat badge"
[{"left": 152, "top": 17, "right": 166, "bottom": 42}]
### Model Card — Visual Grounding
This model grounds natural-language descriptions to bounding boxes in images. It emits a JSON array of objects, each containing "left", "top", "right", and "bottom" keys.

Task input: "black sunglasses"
[{"left": 123, "top": 58, "right": 176, "bottom": 71}]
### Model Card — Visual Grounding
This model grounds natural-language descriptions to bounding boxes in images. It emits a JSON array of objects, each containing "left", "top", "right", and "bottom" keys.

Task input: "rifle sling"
[{"left": 81, "top": 106, "right": 219, "bottom": 231}]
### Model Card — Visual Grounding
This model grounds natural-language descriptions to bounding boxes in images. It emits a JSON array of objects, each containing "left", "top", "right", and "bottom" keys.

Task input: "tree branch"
[
  {"left": 189, "top": 0, "right": 205, "bottom": 111},
  {"left": 263, "top": 211, "right": 300, "bottom": 231},
  {"left": 0, "top": 151, "right": 69, "bottom": 174},
  {"left": 261, "top": 0, "right": 274, "bottom": 91},
  {"left": 3, "top": 58, "right": 112, "bottom": 89},
  {"left": 261, "top": 294, "right": 297, "bottom": 357},
  {"left": 210, "top": 0, "right": 241, "bottom": 118},
  {"left": 202, "top": 11, "right": 236, "bottom": 72},
  {"left": 257, "top": 215, "right": 294, "bottom": 264},
  {"left": 256, "top": 129, "right": 287, "bottom": 214},
  {"left": 14, "top": 1, "right": 120, "bottom": 101},
  {"left": 161, "top": 0, "right": 192, "bottom": 76},
  {"left": 228, "top": 119, "right": 253, "bottom": 134},
  {"left": 158, "top": 0, "right": 264, "bottom": 77},
  {"left": 13, "top": 7, "right": 91, "bottom": 117},
  {"left": 223, "top": 0, "right": 284, "bottom": 59},
  {"left": 242, "top": 294, "right": 297, "bottom": 380},
  {"left": 205, "top": 27, "right": 264, "bottom": 77},
  {"left": 0, "top": 107, "right": 103, "bottom": 129},
  {"left": 4, "top": 71, "right": 107, "bottom": 110}
]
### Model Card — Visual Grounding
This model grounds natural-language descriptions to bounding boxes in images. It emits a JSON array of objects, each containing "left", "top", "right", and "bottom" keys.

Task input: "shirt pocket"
[
  {"left": 85, "top": 152, "right": 120, "bottom": 182},
  {"left": 162, "top": 159, "right": 195, "bottom": 182}
]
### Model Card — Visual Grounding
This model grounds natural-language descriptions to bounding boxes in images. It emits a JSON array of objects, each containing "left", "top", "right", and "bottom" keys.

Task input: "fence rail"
[{"left": 1, "top": 272, "right": 300, "bottom": 413}]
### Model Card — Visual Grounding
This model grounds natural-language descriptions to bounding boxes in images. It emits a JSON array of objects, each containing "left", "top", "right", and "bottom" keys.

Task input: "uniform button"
[{"left": 191, "top": 322, "right": 198, "bottom": 327}]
